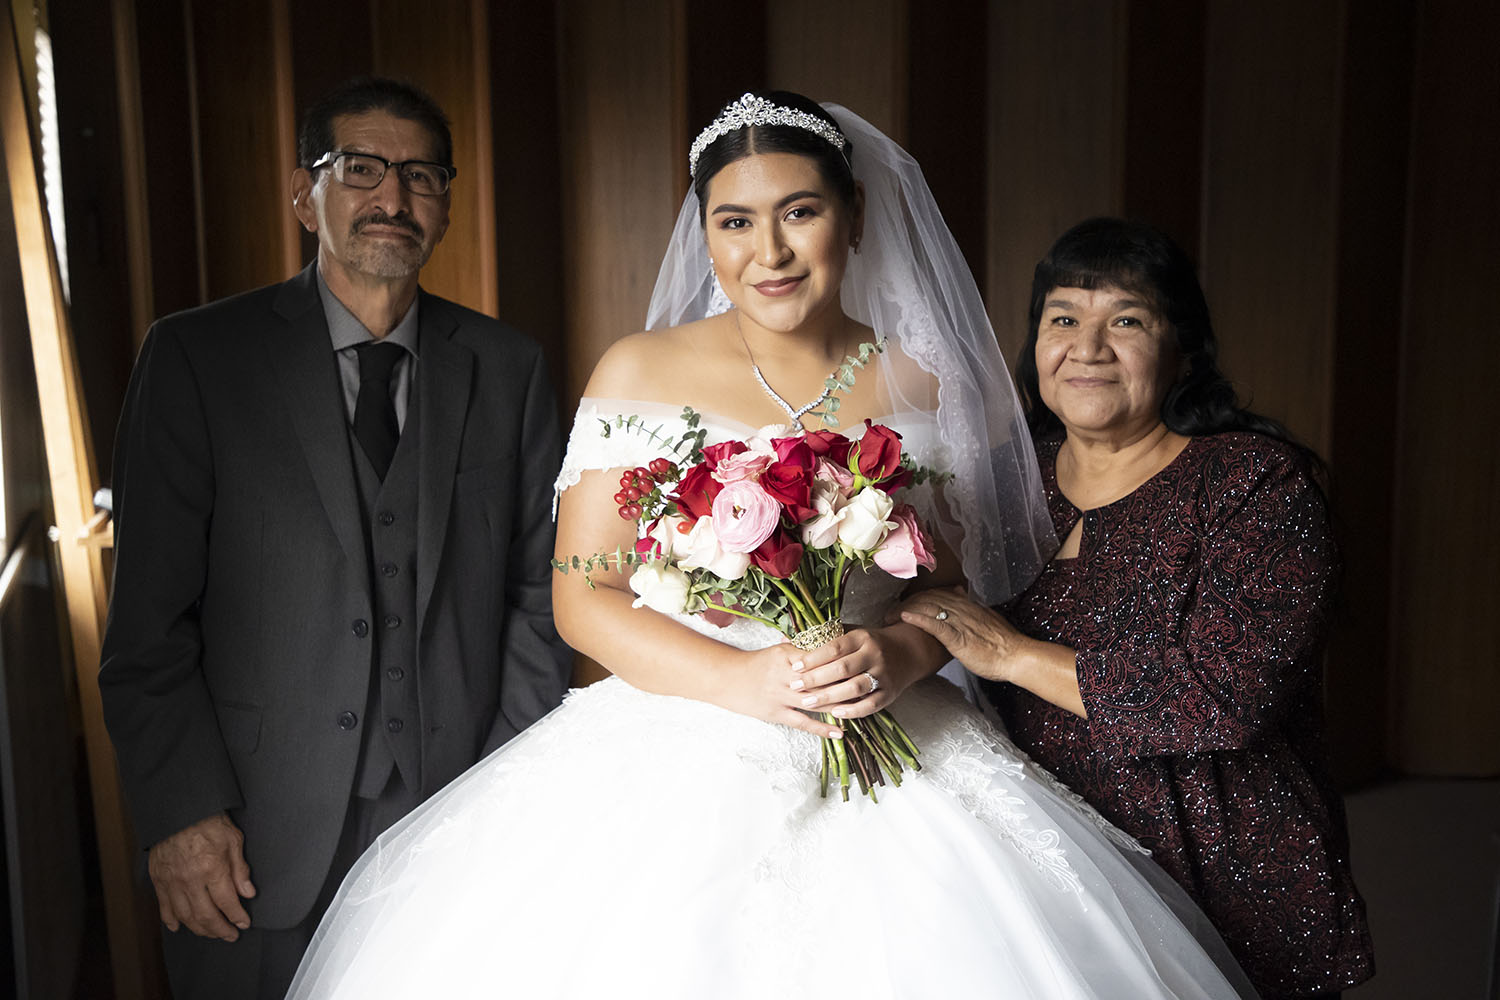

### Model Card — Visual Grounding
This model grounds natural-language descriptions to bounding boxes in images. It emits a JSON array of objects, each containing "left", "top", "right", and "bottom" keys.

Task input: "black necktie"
[{"left": 353, "top": 341, "right": 405, "bottom": 479}]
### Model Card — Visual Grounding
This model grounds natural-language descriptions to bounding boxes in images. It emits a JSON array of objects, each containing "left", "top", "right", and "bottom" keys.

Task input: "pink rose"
[
  {"left": 710, "top": 480, "right": 783, "bottom": 553},
  {"left": 815, "top": 457, "right": 855, "bottom": 491},
  {"left": 873, "top": 504, "right": 937, "bottom": 579},
  {"left": 712, "top": 451, "right": 773, "bottom": 484}
]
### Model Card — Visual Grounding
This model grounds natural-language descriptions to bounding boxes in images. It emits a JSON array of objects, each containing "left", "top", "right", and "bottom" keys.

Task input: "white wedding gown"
[{"left": 287, "top": 402, "right": 1257, "bottom": 1000}]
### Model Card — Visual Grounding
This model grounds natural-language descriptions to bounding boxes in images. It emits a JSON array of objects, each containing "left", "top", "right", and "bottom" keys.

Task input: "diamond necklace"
[{"left": 736, "top": 313, "right": 841, "bottom": 424}]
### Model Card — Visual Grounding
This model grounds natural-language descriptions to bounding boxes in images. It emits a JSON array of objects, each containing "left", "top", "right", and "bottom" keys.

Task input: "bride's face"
[{"left": 703, "top": 152, "right": 859, "bottom": 334}]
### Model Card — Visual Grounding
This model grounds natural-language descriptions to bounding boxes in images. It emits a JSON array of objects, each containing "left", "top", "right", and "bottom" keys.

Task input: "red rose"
[
  {"left": 751, "top": 530, "right": 804, "bottom": 579},
  {"left": 760, "top": 461, "right": 816, "bottom": 524},
  {"left": 802, "top": 428, "right": 853, "bottom": 465},
  {"left": 672, "top": 462, "right": 722, "bottom": 521},
  {"left": 701, "top": 440, "right": 748, "bottom": 471},
  {"left": 771, "top": 436, "right": 816, "bottom": 470},
  {"left": 635, "top": 532, "right": 660, "bottom": 558},
  {"left": 854, "top": 420, "right": 904, "bottom": 481}
]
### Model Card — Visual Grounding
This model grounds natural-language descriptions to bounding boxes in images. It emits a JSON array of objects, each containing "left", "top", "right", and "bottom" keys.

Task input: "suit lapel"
[
  {"left": 414, "top": 293, "right": 473, "bottom": 629},
  {"left": 268, "top": 265, "right": 367, "bottom": 577}
]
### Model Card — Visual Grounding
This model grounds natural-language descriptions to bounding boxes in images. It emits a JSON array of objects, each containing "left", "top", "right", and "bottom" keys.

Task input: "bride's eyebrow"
[{"left": 711, "top": 190, "right": 825, "bottom": 216}]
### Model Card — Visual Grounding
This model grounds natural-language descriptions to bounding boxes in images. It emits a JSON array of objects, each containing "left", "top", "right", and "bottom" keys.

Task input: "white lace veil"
[{"left": 645, "top": 103, "right": 1056, "bottom": 605}]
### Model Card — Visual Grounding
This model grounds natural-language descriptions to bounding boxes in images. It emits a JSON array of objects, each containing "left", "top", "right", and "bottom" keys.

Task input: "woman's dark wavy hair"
[
  {"left": 1016, "top": 217, "right": 1301, "bottom": 449},
  {"left": 691, "top": 90, "right": 855, "bottom": 225}
]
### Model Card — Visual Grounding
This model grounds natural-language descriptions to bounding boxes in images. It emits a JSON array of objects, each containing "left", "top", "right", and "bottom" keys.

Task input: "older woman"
[{"left": 899, "top": 218, "right": 1374, "bottom": 1000}]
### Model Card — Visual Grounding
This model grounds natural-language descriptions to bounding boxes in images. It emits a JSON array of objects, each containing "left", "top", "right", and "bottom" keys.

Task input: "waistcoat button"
[
  {"left": 386, "top": 718, "right": 404, "bottom": 733},
  {"left": 351, "top": 619, "right": 369, "bottom": 637},
  {"left": 337, "top": 711, "right": 358, "bottom": 731}
]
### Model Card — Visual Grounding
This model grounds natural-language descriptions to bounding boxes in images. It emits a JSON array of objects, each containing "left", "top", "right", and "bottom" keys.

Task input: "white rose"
[
  {"left": 837, "top": 487, "right": 896, "bottom": 552},
  {"left": 647, "top": 515, "right": 691, "bottom": 559},
  {"left": 800, "top": 478, "right": 847, "bottom": 548},
  {"left": 677, "top": 516, "right": 751, "bottom": 581},
  {"left": 628, "top": 563, "right": 692, "bottom": 615}
]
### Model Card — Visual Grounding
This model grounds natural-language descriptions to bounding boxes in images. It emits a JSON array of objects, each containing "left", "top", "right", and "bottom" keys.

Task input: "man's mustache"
[{"left": 352, "top": 212, "right": 423, "bottom": 240}]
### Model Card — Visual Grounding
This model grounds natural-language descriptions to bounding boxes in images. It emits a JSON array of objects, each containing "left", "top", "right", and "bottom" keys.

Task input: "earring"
[{"left": 850, "top": 236, "right": 862, "bottom": 254}]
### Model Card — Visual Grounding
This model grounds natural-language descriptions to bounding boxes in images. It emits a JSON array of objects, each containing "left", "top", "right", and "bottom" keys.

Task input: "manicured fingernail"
[
  {"left": 827, "top": 728, "right": 843, "bottom": 739},
  {"left": 789, "top": 678, "right": 805, "bottom": 691},
  {"left": 801, "top": 694, "right": 818, "bottom": 707},
  {"left": 792, "top": 660, "right": 807, "bottom": 672},
  {"left": 831, "top": 706, "right": 849, "bottom": 717}
]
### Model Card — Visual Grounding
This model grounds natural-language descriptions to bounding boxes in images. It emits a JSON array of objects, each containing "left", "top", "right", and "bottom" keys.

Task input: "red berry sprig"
[{"left": 614, "top": 465, "right": 657, "bottom": 521}]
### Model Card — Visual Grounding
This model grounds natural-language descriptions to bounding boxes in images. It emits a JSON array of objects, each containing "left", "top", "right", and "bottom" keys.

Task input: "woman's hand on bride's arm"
[
  {"left": 891, "top": 587, "right": 1087, "bottom": 717},
  {"left": 787, "top": 621, "right": 947, "bottom": 720}
]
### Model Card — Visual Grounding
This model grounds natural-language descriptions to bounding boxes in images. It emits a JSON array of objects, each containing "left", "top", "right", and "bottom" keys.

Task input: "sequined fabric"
[{"left": 989, "top": 433, "right": 1374, "bottom": 998}]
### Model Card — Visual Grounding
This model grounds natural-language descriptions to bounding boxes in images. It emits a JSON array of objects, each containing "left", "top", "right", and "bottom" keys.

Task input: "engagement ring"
[
  {"left": 935, "top": 610, "right": 949, "bottom": 621},
  {"left": 864, "top": 672, "right": 880, "bottom": 694}
]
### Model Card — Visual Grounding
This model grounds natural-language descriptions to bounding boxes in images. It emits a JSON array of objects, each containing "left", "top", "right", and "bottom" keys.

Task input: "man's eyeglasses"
[{"left": 310, "top": 152, "right": 456, "bottom": 196}]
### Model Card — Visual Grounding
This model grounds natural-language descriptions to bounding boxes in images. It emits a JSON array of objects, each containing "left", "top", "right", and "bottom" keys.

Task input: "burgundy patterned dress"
[{"left": 988, "top": 433, "right": 1374, "bottom": 999}]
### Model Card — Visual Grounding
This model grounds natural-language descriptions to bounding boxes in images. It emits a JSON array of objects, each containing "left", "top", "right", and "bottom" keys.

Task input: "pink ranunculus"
[
  {"left": 712, "top": 451, "right": 773, "bottom": 485},
  {"left": 872, "top": 503, "right": 937, "bottom": 579},
  {"left": 710, "top": 480, "right": 783, "bottom": 553}
]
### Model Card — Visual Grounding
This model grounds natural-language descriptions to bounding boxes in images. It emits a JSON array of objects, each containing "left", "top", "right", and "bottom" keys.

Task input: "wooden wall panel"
[
  {"left": 907, "top": 0, "right": 988, "bottom": 278},
  {"left": 372, "top": 0, "right": 497, "bottom": 316},
  {"left": 490, "top": 3, "right": 567, "bottom": 405},
  {"left": 1322, "top": 0, "right": 1415, "bottom": 784},
  {"left": 556, "top": 0, "right": 685, "bottom": 405},
  {"left": 1390, "top": 0, "right": 1500, "bottom": 775},
  {"left": 1198, "top": 0, "right": 1341, "bottom": 456},
  {"left": 766, "top": 0, "right": 907, "bottom": 142},
  {"left": 1120, "top": 0, "right": 1204, "bottom": 257},
  {"left": 986, "top": 0, "right": 1125, "bottom": 361},
  {"left": 132, "top": 0, "right": 200, "bottom": 320},
  {"left": 188, "top": 0, "right": 299, "bottom": 298}
]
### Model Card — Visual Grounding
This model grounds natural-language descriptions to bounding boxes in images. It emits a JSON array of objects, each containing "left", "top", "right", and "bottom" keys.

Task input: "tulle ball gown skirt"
[{"left": 286, "top": 677, "right": 1256, "bottom": 999}]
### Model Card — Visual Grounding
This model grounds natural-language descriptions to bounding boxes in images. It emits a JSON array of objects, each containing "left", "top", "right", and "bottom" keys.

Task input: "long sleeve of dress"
[{"left": 1073, "top": 443, "right": 1338, "bottom": 758}]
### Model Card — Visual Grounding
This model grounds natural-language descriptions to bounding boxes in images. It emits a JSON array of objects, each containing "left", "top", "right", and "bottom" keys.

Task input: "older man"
[{"left": 100, "top": 77, "right": 572, "bottom": 998}]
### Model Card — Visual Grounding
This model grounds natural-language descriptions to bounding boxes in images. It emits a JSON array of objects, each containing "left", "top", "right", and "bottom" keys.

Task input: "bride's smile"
[{"left": 705, "top": 151, "right": 862, "bottom": 339}]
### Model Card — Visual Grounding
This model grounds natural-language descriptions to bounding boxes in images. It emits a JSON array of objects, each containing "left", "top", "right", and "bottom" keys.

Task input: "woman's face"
[
  {"left": 1035, "top": 284, "right": 1179, "bottom": 442},
  {"left": 703, "top": 152, "right": 859, "bottom": 334}
]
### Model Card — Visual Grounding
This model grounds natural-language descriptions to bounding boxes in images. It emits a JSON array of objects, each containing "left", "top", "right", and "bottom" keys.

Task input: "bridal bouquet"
[{"left": 555, "top": 404, "right": 945, "bottom": 803}]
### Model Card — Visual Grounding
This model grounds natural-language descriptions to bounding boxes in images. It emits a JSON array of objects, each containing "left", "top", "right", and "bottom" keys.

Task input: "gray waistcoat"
[{"left": 349, "top": 401, "right": 422, "bottom": 799}]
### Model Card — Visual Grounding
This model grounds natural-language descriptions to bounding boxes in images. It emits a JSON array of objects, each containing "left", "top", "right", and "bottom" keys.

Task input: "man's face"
[{"left": 291, "top": 109, "right": 451, "bottom": 282}]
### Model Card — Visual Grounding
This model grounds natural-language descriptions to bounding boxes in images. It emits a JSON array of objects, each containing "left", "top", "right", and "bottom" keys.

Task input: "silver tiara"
[{"left": 688, "top": 93, "right": 847, "bottom": 177}]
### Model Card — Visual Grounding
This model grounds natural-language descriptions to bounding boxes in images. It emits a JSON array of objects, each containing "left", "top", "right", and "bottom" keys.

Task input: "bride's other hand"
[
  {"left": 719, "top": 644, "right": 848, "bottom": 740},
  {"left": 788, "top": 622, "right": 945, "bottom": 719}
]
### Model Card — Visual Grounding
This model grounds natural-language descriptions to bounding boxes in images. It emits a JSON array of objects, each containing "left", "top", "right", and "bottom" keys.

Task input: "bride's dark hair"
[{"left": 691, "top": 90, "right": 856, "bottom": 225}]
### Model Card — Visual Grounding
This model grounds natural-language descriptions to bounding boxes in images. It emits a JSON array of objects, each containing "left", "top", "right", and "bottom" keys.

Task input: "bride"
[{"left": 288, "top": 92, "right": 1258, "bottom": 999}]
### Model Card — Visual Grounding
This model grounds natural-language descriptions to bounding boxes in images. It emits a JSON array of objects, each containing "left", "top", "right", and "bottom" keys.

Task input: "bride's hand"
[
  {"left": 785, "top": 624, "right": 939, "bottom": 720},
  {"left": 716, "top": 644, "right": 849, "bottom": 740}
]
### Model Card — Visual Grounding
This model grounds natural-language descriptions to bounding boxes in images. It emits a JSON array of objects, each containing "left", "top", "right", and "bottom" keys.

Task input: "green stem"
[
  {"left": 701, "top": 601, "right": 781, "bottom": 630},
  {"left": 769, "top": 576, "right": 817, "bottom": 631},
  {"left": 793, "top": 575, "right": 824, "bottom": 621}
]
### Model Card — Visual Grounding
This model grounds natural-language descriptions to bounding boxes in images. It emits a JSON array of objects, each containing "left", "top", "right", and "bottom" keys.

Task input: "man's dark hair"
[{"left": 297, "top": 76, "right": 453, "bottom": 170}]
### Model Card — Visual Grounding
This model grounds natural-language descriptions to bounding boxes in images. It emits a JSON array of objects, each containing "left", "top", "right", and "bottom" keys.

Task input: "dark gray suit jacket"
[{"left": 100, "top": 264, "right": 572, "bottom": 928}]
